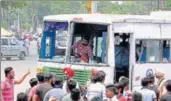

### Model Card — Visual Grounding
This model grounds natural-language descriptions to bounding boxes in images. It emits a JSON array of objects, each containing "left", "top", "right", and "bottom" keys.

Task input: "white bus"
[{"left": 37, "top": 14, "right": 171, "bottom": 90}]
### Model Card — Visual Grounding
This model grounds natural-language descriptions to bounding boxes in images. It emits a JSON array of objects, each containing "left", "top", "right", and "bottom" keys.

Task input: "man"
[
  {"left": 62, "top": 67, "right": 79, "bottom": 94},
  {"left": 17, "top": 92, "right": 28, "bottom": 101},
  {"left": 61, "top": 79, "right": 77, "bottom": 101},
  {"left": 105, "top": 84, "right": 119, "bottom": 101},
  {"left": 37, "top": 35, "right": 42, "bottom": 55},
  {"left": 70, "top": 88, "right": 81, "bottom": 101},
  {"left": 160, "top": 80, "right": 171, "bottom": 101},
  {"left": 147, "top": 76, "right": 158, "bottom": 99},
  {"left": 119, "top": 76, "right": 132, "bottom": 101},
  {"left": 114, "top": 82, "right": 126, "bottom": 101},
  {"left": 32, "top": 73, "right": 53, "bottom": 101},
  {"left": 1, "top": 67, "right": 30, "bottom": 101},
  {"left": 44, "top": 77, "right": 66, "bottom": 101},
  {"left": 23, "top": 37, "right": 30, "bottom": 54},
  {"left": 72, "top": 36, "right": 93, "bottom": 63},
  {"left": 25, "top": 78, "right": 38, "bottom": 96},
  {"left": 138, "top": 77, "right": 157, "bottom": 101},
  {"left": 28, "top": 73, "right": 45, "bottom": 101},
  {"left": 155, "top": 68, "right": 166, "bottom": 99}
]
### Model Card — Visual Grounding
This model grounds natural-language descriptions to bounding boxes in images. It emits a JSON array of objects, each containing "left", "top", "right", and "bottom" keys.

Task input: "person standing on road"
[
  {"left": 17, "top": 92, "right": 28, "bottom": 101},
  {"left": 44, "top": 77, "right": 66, "bottom": 101},
  {"left": 25, "top": 78, "right": 38, "bottom": 96},
  {"left": 23, "top": 37, "right": 30, "bottom": 55},
  {"left": 62, "top": 67, "right": 79, "bottom": 94},
  {"left": 32, "top": 73, "right": 53, "bottom": 101},
  {"left": 28, "top": 73, "right": 45, "bottom": 101},
  {"left": 0, "top": 67, "right": 30, "bottom": 101},
  {"left": 138, "top": 77, "right": 157, "bottom": 101},
  {"left": 155, "top": 68, "right": 167, "bottom": 100}
]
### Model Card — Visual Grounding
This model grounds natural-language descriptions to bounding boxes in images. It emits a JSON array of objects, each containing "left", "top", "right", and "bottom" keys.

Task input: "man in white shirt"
[
  {"left": 138, "top": 77, "right": 157, "bottom": 101},
  {"left": 86, "top": 71, "right": 107, "bottom": 101},
  {"left": 105, "top": 84, "right": 119, "bottom": 101}
]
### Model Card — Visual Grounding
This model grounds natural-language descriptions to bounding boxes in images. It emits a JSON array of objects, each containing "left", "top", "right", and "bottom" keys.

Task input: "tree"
[{"left": 98, "top": 1, "right": 148, "bottom": 15}]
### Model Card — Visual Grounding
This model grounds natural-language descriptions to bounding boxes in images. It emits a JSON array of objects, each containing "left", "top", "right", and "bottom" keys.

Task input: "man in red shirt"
[
  {"left": 1, "top": 67, "right": 30, "bottom": 101},
  {"left": 72, "top": 36, "right": 93, "bottom": 63}
]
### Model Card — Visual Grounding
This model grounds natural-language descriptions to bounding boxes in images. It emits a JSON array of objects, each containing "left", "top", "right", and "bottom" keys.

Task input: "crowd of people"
[{"left": 1, "top": 66, "right": 171, "bottom": 101}]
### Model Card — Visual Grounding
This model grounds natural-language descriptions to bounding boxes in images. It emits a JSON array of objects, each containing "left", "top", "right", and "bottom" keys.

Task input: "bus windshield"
[{"left": 39, "top": 21, "right": 68, "bottom": 62}]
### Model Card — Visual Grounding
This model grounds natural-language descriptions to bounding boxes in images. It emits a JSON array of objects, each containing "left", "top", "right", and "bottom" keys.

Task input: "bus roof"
[{"left": 43, "top": 14, "right": 171, "bottom": 24}]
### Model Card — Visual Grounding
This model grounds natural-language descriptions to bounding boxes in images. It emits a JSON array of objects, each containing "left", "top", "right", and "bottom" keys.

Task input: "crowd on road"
[{"left": 1, "top": 67, "right": 171, "bottom": 101}]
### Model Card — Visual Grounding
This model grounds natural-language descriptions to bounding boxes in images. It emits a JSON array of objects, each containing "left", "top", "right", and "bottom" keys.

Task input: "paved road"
[{"left": 1, "top": 41, "right": 38, "bottom": 100}]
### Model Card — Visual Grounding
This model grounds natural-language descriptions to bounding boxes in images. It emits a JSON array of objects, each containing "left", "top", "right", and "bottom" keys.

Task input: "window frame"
[
  {"left": 135, "top": 39, "right": 171, "bottom": 64},
  {"left": 66, "top": 22, "right": 110, "bottom": 66},
  {"left": 38, "top": 21, "right": 69, "bottom": 63}
]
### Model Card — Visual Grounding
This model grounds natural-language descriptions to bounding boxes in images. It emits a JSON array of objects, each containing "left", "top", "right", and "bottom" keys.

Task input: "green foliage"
[
  {"left": 2, "top": 1, "right": 171, "bottom": 32},
  {"left": 98, "top": 1, "right": 149, "bottom": 15},
  {"left": 1, "top": 1, "right": 29, "bottom": 10},
  {"left": 166, "top": 0, "right": 171, "bottom": 7}
]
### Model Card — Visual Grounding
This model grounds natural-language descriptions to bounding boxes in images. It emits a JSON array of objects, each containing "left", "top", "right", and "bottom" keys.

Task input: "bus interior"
[
  {"left": 114, "top": 33, "right": 130, "bottom": 81},
  {"left": 70, "top": 22, "right": 108, "bottom": 64},
  {"left": 136, "top": 40, "right": 171, "bottom": 63}
]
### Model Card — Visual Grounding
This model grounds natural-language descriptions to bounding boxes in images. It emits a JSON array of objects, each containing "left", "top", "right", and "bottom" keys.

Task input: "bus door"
[
  {"left": 113, "top": 23, "right": 134, "bottom": 82},
  {"left": 66, "top": 21, "right": 114, "bottom": 85}
]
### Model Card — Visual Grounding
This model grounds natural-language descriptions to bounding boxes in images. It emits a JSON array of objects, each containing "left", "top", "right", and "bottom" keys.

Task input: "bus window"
[
  {"left": 40, "top": 21, "right": 68, "bottom": 62},
  {"left": 162, "top": 40, "right": 171, "bottom": 62},
  {"left": 136, "top": 40, "right": 171, "bottom": 63},
  {"left": 45, "top": 37, "right": 51, "bottom": 57},
  {"left": 69, "top": 23, "right": 108, "bottom": 65}
]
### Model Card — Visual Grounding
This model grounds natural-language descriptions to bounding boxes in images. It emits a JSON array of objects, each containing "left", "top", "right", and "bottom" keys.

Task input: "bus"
[{"left": 37, "top": 14, "right": 171, "bottom": 90}]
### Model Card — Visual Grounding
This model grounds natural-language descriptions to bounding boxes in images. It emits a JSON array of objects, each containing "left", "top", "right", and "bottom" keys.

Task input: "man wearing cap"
[
  {"left": 62, "top": 67, "right": 79, "bottom": 94},
  {"left": 155, "top": 68, "right": 167, "bottom": 100}
]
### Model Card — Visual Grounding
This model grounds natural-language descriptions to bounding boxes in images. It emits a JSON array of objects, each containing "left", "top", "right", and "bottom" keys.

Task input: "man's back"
[
  {"left": 43, "top": 88, "right": 66, "bottom": 101},
  {"left": 139, "top": 88, "right": 156, "bottom": 101},
  {"left": 36, "top": 83, "right": 53, "bottom": 101},
  {"left": 148, "top": 85, "right": 159, "bottom": 99}
]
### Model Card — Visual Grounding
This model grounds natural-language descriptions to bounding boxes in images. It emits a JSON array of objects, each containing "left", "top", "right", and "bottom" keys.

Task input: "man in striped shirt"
[{"left": 1, "top": 67, "right": 30, "bottom": 101}]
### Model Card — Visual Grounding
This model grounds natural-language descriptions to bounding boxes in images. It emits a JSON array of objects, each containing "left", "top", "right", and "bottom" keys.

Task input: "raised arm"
[{"left": 15, "top": 69, "right": 30, "bottom": 84}]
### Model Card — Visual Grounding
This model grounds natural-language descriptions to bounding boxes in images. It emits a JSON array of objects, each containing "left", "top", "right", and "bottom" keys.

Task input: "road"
[{"left": 1, "top": 41, "right": 38, "bottom": 100}]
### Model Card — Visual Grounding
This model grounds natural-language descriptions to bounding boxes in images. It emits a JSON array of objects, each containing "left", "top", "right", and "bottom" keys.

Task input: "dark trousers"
[{"left": 115, "top": 67, "right": 129, "bottom": 82}]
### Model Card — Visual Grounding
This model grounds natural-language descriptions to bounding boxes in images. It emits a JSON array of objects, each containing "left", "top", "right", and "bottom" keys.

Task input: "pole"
[{"left": 87, "top": 0, "right": 92, "bottom": 14}]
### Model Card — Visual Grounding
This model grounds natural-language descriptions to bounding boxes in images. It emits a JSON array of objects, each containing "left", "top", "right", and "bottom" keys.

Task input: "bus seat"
[
  {"left": 163, "top": 47, "right": 170, "bottom": 60},
  {"left": 140, "top": 47, "right": 146, "bottom": 62}
]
